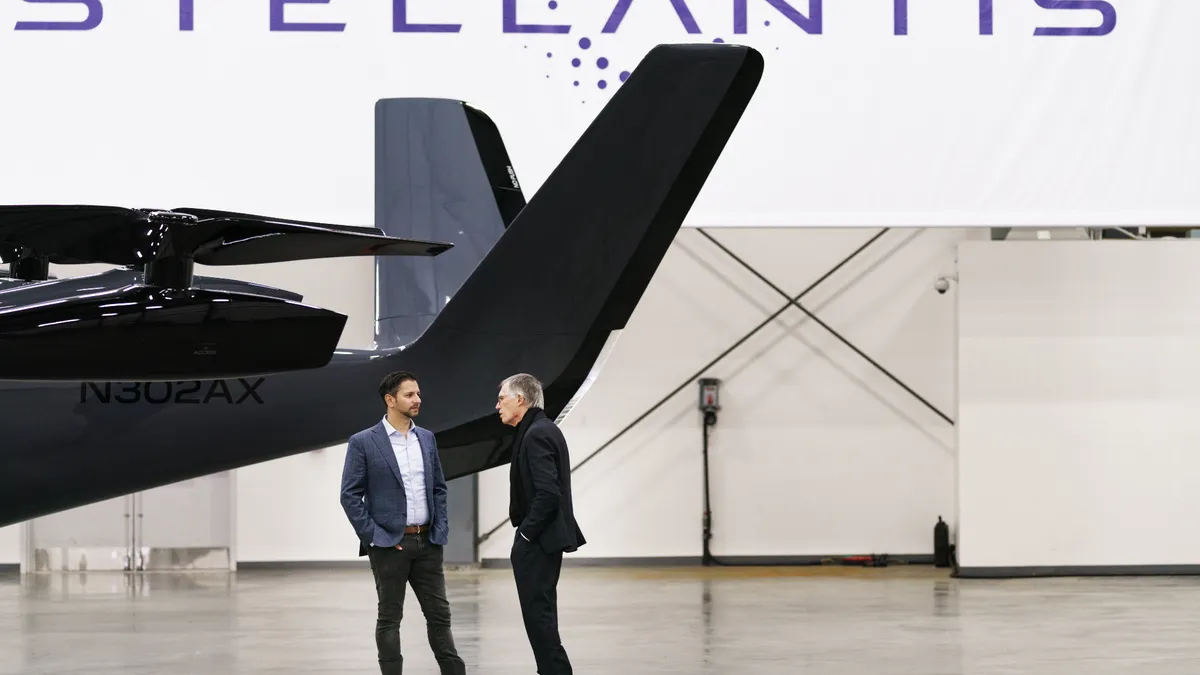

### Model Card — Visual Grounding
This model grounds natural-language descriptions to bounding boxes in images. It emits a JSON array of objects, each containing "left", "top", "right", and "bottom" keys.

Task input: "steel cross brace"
[
  {"left": 477, "top": 226, "right": 940, "bottom": 545},
  {"left": 695, "top": 228, "right": 954, "bottom": 426}
]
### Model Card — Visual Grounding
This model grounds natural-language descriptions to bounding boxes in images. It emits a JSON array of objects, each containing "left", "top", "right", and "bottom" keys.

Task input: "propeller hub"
[
  {"left": 140, "top": 211, "right": 199, "bottom": 288},
  {"left": 145, "top": 210, "right": 199, "bottom": 225},
  {"left": 7, "top": 247, "right": 48, "bottom": 282}
]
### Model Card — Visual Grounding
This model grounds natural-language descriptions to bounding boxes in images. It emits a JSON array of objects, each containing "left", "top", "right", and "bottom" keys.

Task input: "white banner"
[{"left": 0, "top": 0, "right": 1191, "bottom": 228}]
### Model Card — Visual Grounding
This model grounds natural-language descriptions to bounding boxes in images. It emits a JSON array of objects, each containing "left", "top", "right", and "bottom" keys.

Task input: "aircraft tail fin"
[
  {"left": 406, "top": 43, "right": 765, "bottom": 478},
  {"left": 374, "top": 99, "right": 527, "bottom": 348}
]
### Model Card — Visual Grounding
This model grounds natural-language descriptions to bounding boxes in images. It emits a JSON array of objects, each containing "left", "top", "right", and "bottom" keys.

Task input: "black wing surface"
[{"left": 406, "top": 43, "right": 766, "bottom": 479}]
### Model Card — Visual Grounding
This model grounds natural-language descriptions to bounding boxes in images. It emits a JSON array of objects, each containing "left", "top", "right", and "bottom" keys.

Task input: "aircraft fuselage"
[{"left": 0, "top": 350, "right": 397, "bottom": 528}]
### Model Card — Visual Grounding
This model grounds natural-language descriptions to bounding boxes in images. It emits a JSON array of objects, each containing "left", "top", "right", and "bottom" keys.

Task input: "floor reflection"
[{"left": 1, "top": 565, "right": 1199, "bottom": 674}]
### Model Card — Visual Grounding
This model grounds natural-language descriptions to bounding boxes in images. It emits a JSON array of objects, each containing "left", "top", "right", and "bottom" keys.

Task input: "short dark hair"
[{"left": 379, "top": 371, "right": 418, "bottom": 401}]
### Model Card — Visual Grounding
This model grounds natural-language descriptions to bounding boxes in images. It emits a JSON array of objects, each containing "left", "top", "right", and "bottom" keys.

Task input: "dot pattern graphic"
[
  {"left": 540, "top": 28, "right": 630, "bottom": 96},
  {"left": 576, "top": 36, "right": 617, "bottom": 90},
  {"left": 530, "top": 2, "right": 782, "bottom": 103}
]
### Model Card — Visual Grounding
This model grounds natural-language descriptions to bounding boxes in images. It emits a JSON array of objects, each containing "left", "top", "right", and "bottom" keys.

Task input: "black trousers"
[
  {"left": 510, "top": 532, "right": 571, "bottom": 675},
  {"left": 367, "top": 531, "right": 465, "bottom": 675}
]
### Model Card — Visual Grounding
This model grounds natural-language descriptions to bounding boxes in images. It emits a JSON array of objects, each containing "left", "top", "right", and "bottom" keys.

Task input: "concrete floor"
[{"left": 2, "top": 564, "right": 1200, "bottom": 674}]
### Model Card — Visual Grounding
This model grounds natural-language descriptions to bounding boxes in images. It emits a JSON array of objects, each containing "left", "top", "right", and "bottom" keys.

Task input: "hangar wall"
[
  {"left": 957, "top": 240, "right": 1200, "bottom": 575},
  {"left": 216, "top": 224, "right": 976, "bottom": 565},
  {"left": 0, "top": 226, "right": 974, "bottom": 567},
  {"left": 476, "top": 226, "right": 979, "bottom": 563},
  {"left": 227, "top": 225, "right": 974, "bottom": 564},
  {"left": 0, "top": 525, "right": 17, "bottom": 566}
]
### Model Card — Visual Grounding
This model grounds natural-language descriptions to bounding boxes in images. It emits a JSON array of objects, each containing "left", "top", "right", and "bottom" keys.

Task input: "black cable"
[
  {"left": 476, "top": 228, "right": 890, "bottom": 546},
  {"left": 701, "top": 409, "right": 715, "bottom": 565}
]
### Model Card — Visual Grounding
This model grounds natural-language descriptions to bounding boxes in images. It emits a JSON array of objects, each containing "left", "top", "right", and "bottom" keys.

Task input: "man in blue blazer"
[{"left": 340, "top": 370, "right": 465, "bottom": 675}]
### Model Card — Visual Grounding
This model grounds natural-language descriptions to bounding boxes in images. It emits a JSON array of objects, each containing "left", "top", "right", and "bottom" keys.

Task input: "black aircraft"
[{"left": 0, "top": 43, "right": 763, "bottom": 528}]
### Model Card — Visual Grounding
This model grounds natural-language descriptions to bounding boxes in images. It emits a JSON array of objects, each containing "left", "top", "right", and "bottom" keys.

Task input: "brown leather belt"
[{"left": 404, "top": 524, "right": 429, "bottom": 534}]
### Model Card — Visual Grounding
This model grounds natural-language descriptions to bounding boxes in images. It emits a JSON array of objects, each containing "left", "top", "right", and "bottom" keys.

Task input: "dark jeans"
[
  {"left": 511, "top": 532, "right": 571, "bottom": 675},
  {"left": 367, "top": 531, "right": 465, "bottom": 675}
]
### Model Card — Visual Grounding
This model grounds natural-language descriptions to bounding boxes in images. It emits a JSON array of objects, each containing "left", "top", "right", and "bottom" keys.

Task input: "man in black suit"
[{"left": 496, "top": 373, "right": 585, "bottom": 675}]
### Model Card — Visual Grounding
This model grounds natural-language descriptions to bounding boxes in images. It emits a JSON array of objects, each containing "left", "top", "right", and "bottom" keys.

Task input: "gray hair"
[{"left": 500, "top": 373, "right": 544, "bottom": 409}]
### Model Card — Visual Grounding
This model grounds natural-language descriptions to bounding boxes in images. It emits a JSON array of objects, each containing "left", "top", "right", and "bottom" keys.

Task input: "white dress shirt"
[{"left": 382, "top": 416, "right": 428, "bottom": 527}]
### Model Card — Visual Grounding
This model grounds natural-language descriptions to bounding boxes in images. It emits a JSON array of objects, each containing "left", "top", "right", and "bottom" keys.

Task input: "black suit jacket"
[{"left": 509, "top": 408, "right": 586, "bottom": 554}]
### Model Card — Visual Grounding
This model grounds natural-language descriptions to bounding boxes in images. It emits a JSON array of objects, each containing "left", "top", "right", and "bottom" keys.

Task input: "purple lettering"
[
  {"left": 603, "top": 0, "right": 700, "bottom": 34},
  {"left": 270, "top": 0, "right": 344, "bottom": 32},
  {"left": 2, "top": 0, "right": 1119, "bottom": 38},
  {"left": 503, "top": 0, "right": 567, "bottom": 33},
  {"left": 980, "top": 0, "right": 993, "bottom": 35},
  {"left": 396, "top": 0, "right": 460, "bottom": 33},
  {"left": 1033, "top": 0, "right": 1115, "bottom": 36},
  {"left": 733, "top": 0, "right": 820, "bottom": 34},
  {"left": 15, "top": 0, "right": 102, "bottom": 30}
]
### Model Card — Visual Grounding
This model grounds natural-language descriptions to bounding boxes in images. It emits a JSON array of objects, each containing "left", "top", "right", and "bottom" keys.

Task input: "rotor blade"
[
  {"left": 189, "top": 217, "right": 453, "bottom": 265},
  {"left": 172, "top": 207, "right": 384, "bottom": 236},
  {"left": 194, "top": 274, "right": 304, "bottom": 302},
  {"left": 0, "top": 267, "right": 305, "bottom": 307},
  {"left": 0, "top": 205, "right": 152, "bottom": 265},
  {"left": 0, "top": 205, "right": 453, "bottom": 267},
  {"left": 0, "top": 204, "right": 144, "bottom": 227}
]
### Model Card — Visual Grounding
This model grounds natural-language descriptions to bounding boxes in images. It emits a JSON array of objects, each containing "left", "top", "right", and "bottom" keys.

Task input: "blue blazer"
[{"left": 339, "top": 420, "right": 450, "bottom": 555}]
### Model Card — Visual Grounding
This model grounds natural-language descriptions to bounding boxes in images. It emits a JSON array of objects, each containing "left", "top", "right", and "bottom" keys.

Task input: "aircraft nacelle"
[
  {"left": 0, "top": 205, "right": 453, "bottom": 381},
  {"left": 0, "top": 284, "right": 346, "bottom": 381}
]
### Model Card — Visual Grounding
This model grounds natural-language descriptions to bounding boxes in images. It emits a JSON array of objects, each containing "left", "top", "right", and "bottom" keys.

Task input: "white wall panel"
[
  {"left": 0, "top": 525, "right": 19, "bottom": 567},
  {"left": 957, "top": 240, "right": 1200, "bottom": 573}
]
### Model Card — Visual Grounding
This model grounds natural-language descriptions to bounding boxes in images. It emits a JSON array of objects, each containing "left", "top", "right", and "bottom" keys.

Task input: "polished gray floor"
[{"left": 2, "top": 564, "right": 1200, "bottom": 673}]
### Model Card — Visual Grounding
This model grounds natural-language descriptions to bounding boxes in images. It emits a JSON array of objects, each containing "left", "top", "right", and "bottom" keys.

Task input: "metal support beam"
[
  {"left": 476, "top": 228, "right": 890, "bottom": 546},
  {"left": 696, "top": 229, "right": 954, "bottom": 426}
]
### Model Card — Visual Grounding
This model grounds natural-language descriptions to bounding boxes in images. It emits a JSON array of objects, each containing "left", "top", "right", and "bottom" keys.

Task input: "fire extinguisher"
[{"left": 933, "top": 516, "right": 950, "bottom": 568}]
